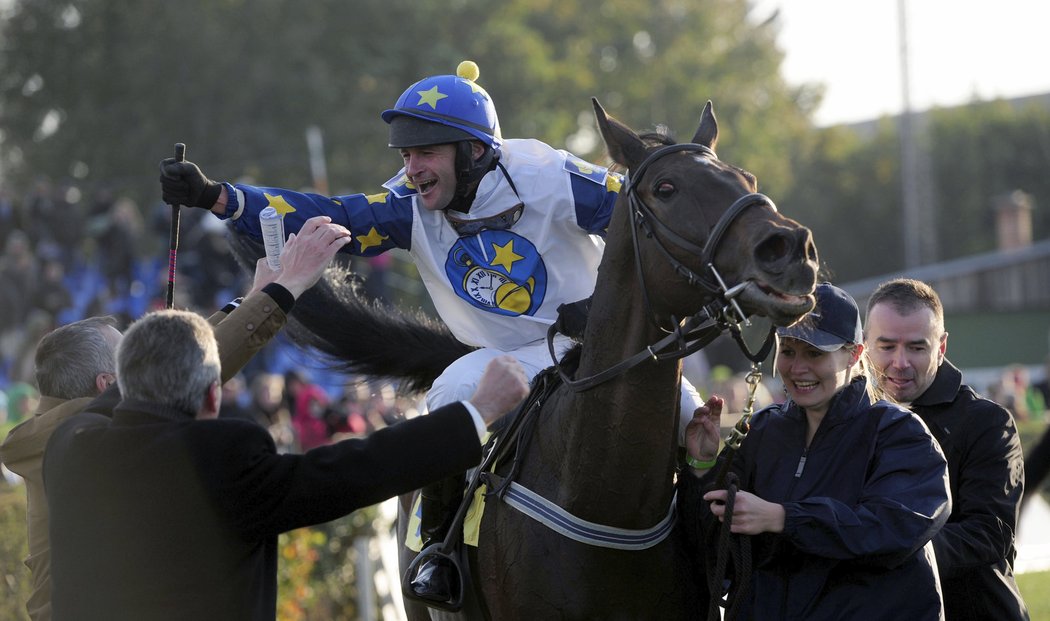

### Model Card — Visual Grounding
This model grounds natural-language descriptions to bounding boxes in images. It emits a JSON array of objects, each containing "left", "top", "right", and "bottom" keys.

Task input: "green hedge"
[{"left": 0, "top": 482, "right": 31, "bottom": 621}]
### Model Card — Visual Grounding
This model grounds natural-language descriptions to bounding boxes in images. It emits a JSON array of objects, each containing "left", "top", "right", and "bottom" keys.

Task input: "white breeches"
[{"left": 425, "top": 336, "right": 702, "bottom": 445}]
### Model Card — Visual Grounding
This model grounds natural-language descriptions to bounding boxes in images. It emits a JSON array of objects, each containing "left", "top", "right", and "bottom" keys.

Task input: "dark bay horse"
[
  {"left": 230, "top": 99, "right": 819, "bottom": 620},
  {"left": 459, "top": 100, "right": 817, "bottom": 620}
]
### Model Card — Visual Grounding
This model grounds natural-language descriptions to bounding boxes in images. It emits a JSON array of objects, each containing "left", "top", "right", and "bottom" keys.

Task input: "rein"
[
  {"left": 548, "top": 142, "right": 778, "bottom": 392},
  {"left": 482, "top": 144, "right": 781, "bottom": 563},
  {"left": 706, "top": 364, "right": 763, "bottom": 621}
]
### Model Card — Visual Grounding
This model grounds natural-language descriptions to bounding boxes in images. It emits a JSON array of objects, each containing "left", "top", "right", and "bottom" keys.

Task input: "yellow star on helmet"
[
  {"left": 491, "top": 240, "right": 523, "bottom": 273},
  {"left": 263, "top": 192, "right": 296, "bottom": 216},
  {"left": 416, "top": 85, "right": 448, "bottom": 109},
  {"left": 356, "top": 227, "right": 389, "bottom": 252}
]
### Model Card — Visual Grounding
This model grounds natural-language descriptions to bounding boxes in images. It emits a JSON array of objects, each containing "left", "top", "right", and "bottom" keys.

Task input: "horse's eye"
[{"left": 653, "top": 181, "right": 676, "bottom": 199}]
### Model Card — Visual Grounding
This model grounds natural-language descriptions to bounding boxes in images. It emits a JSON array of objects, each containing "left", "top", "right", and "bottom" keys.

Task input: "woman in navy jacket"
[{"left": 681, "top": 283, "right": 951, "bottom": 620}]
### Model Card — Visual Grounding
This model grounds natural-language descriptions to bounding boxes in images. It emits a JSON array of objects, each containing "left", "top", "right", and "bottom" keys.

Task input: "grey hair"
[
  {"left": 35, "top": 316, "right": 120, "bottom": 399},
  {"left": 116, "top": 310, "right": 220, "bottom": 415}
]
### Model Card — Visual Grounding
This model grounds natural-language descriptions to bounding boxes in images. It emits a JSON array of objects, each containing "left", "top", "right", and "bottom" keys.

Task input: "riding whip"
[{"left": 166, "top": 143, "right": 185, "bottom": 309}]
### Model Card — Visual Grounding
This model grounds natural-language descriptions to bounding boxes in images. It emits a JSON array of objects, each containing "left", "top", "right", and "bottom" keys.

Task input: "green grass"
[{"left": 1017, "top": 570, "right": 1050, "bottom": 620}]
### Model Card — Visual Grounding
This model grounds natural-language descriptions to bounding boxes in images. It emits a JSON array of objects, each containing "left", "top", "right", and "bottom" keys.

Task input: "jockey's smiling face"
[
  {"left": 400, "top": 140, "right": 486, "bottom": 212},
  {"left": 400, "top": 143, "right": 459, "bottom": 212}
]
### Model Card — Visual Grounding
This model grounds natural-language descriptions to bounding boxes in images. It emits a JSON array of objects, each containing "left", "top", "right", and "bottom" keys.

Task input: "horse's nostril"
[{"left": 755, "top": 233, "right": 790, "bottom": 265}]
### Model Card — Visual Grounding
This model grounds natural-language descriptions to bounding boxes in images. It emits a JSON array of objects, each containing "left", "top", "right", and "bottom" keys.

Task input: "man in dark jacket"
[
  {"left": 43, "top": 309, "right": 529, "bottom": 621},
  {"left": 0, "top": 215, "right": 349, "bottom": 621},
  {"left": 865, "top": 278, "right": 1029, "bottom": 621}
]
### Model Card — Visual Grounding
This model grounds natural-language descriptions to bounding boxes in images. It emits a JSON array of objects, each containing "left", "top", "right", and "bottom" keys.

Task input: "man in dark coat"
[
  {"left": 0, "top": 214, "right": 349, "bottom": 621},
  {"left": 865, "top": 278, "right": 1029, "bottom": 621},
  {"left": 43, "top": 309, "right": 529, "bottom": 621}
]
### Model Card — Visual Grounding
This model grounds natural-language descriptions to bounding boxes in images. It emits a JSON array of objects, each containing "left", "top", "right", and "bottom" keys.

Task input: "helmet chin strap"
[{"left": 446, "top": 141, "right": 499, "bottom": 214}]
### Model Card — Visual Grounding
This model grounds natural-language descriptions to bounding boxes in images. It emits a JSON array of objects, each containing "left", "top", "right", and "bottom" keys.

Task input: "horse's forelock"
[{"left": 638, "top": 130, "right": 676, "bottom": 148}]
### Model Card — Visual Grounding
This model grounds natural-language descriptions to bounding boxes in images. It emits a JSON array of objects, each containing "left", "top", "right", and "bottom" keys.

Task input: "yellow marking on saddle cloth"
[{"left": 405, "top": 483, "right": 488, "bottom": 552}]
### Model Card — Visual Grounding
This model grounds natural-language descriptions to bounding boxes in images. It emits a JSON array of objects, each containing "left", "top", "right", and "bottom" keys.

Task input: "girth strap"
[{"left": 485, "top": 473, "right": 678, "bottom": 550}]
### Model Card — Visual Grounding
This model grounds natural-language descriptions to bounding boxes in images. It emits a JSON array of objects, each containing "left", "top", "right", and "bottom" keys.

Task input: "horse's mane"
[{"left": 226, "top": 226, "right": 473, "bottom": 394}]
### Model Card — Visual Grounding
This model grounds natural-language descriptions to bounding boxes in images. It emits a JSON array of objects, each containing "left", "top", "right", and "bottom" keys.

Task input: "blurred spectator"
[
  {"left": 5, "top": 383, "right": 39, "bottom": 426},
  {"left": 247, "top": 373, "right": 296, "bottom": 453},
  {"left": 20, "top": 177, "right": 59, "bottom": 253},
  {"left": 1023, "top": 354, "right": 1050, "bottom": 510},
  {"left": 218, "top": 373, "right": 253, "bottom": 421},
  {"left": 988, "top": 364, "right": 1044, "bottom": 422},
  {"left": 1031, "top": 355, "right": 1050, "bottom": 420},
  {"left": 0, "top": 230, "right": 40, "bottom": 337},
  {"left": 0, "top": 185, "right": 18, "bottom": 251},
  {"left": 92, "top": 197, "right": 146, "bottom": 297},
  {"left": 326, "top": 387, "right": 368, "bottom": 439},
  {"left": 177, "top": 211, "right": 248, "bottom": 309},
  {"left": 32, "top": 260, "right": 73, "bottom": 322},
  {"left": 49, "top": 180, "right": 86, "bottom": 263},
  {"left": 285, "top": 370, "right": 330, "bottom": 451},
  {"left": 360, "top": 253, "right": 393, "bottom": 300},
  {"left": 8, "top": 311, "right": 55, "bottom": 385}
]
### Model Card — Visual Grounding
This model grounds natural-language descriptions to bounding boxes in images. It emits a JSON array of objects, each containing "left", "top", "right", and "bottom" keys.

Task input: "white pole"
[
  {"left": 355, "top": 536, "right": 376, "bottom": 620},
  {"left": 305, "top": 125, "right": 330, "bottom": 195}
]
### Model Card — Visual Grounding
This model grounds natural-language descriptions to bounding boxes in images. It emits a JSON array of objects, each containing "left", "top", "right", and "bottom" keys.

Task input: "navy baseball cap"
[{"left": 777, "top": 283, "right": 862, "bottom": 351}]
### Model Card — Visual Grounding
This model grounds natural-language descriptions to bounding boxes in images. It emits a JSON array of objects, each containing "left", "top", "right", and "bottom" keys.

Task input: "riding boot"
[{"left": 410, "top": 475, "right": 463, "bottom": 603}]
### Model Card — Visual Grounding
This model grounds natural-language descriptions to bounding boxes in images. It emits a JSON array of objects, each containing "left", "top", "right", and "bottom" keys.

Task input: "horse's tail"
[{"left": 226, "top": 225, "right": 473, "bottom": 394}]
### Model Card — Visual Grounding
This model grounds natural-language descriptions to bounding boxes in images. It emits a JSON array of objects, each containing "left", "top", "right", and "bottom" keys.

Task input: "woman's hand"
[
  {"left": 684, "top": 395, "right": 724, "bottom": 473},
  {"left": 702, "top": 489, "right": 785, "bottom": 534}
]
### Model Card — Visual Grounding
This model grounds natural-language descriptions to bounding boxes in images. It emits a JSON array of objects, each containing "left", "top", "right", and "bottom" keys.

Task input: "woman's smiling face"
[{"left": 776, "top": 337, "right": 858, "bottom": 417}]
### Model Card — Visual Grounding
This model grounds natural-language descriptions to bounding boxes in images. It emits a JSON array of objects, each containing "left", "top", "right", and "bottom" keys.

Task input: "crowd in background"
[
  {"left": 0, "top": 176, "right": 415, "bottom": 461},
  {"left": 1, "top": 175, "right": 1048, "bottom": 460}
]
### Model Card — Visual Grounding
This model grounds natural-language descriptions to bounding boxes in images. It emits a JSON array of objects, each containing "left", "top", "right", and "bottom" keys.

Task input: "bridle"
[{"left": 549, "top": 142, "right": 780, "bottom": 392}]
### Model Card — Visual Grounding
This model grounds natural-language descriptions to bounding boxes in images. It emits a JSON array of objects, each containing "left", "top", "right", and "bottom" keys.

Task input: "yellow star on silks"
[
  {"left": 416, "top": 85, "right": 448, "bottom": 109},
  {"left": 490, "top": 240, "right": 523, "bottom": 273},
  {"left": 264, "top": 192, "right": 296, "bottom": 215},
  {"left": 356, "top": 227, "right": 389, "bottom": 252},
  {"left": 365, "top": 191, "right": 388, "bottom": 204},
  {"left": 606, "top": 174, "right": 623, "bottom": 193}
]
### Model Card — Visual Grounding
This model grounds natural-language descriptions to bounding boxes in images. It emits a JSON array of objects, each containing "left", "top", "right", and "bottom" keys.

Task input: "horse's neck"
[{"left": 544, "top": 255, "right": 682, "bottom": 525}]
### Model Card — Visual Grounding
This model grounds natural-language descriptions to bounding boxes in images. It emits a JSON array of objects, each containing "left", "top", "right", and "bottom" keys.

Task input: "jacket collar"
[
  {"left": 783, "top": 376, "right": 873, "bottom": 424},
  {"left": 113, "top": 398, "right": 196, "bottom": 424},
  {"left": 911, "top": 359, "right": 963, "bottom": 408}
]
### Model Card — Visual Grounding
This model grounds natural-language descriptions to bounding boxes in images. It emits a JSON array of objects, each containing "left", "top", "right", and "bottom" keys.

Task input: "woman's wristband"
[{"left": 686, "top": 455, "right": 718, "bottom": 470}]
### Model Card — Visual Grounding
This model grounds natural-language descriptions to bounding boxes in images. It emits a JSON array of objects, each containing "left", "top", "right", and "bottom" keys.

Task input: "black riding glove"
[{"left": 159, "top": 158, "right": 223, "bottom": 210}]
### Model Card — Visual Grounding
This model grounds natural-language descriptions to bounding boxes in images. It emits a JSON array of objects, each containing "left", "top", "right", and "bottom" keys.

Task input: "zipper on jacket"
[{"left": 794, "top": 449, "right": 808, "bottom": 478}]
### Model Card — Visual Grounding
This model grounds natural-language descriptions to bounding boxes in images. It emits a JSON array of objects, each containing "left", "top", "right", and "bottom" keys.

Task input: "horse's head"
[{"left": 593, "top": 98, "right": 818, "bottom": 327}]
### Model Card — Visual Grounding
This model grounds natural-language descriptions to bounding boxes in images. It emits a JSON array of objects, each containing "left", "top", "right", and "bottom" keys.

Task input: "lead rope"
[{"left": 706, "top": 365, "right": 762, "bottom": 621}]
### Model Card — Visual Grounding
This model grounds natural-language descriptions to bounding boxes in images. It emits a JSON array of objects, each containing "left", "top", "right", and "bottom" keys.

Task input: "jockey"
[{"left": 159, "top": 60, "right": 703, "bottom": 605}]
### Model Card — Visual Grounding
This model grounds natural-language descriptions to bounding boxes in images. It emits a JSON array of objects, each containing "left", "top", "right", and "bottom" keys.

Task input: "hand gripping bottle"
[{"left": 259, "top": 206, "right": 285, "bottom": 270}]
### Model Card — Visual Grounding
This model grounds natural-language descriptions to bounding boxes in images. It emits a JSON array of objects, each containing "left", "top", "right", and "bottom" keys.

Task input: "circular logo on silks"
[{"left": 444, "top": 230, "right": 547, "bottom": 316}]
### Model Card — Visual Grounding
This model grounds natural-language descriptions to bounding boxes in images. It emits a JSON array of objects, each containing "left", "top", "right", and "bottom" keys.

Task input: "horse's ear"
[
  {"left": 691, "top": 101, "right": 719, "bottom": 150},
  {"left": 592, "top": 97, "right": 646, "bottom": 170}
]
